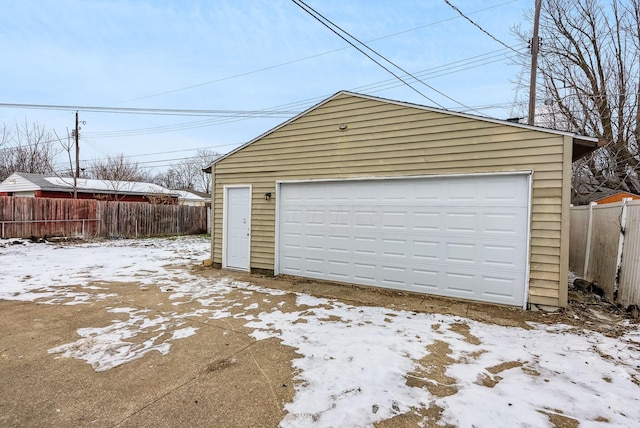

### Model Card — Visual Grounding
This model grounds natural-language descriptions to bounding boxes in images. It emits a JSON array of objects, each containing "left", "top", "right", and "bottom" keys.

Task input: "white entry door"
[
  {"left": 224, "top": 186, "right": 251, "bottom": 271},
  {"left": 277, "top": 174, "right": 530, "bottom": 307}
]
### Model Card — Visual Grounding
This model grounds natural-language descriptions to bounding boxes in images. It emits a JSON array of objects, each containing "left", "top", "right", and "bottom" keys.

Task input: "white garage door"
[{"left": 277, "top": 174, "right": 530, "bottom": 306}]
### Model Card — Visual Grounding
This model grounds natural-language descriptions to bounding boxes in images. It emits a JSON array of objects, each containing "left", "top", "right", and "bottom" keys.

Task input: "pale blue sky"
[{"left": 0, "top": 0, "right": 533, "bottom": 174}]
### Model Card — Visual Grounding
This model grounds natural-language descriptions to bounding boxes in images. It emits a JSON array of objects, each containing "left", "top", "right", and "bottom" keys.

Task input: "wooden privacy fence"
[
  {"left": 0, "top": 196, "right": 207, "bottom": 239},
  {"left": 570, "top": 199, "right": 640, "bottom": 309}
]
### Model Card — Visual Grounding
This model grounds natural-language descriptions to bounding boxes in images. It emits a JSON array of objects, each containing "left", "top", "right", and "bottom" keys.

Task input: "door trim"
[
  {"left": 274, "top": 181, "right": 282, "bottom": 276},
  {"left": 276, "top": 170, "right": 533, "bottom": 185},
  {"left": 222, "top": 184, "right": 252, "bottom": 271}
]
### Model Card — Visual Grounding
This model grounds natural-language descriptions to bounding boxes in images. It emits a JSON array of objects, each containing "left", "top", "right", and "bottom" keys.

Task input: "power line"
[
  {"left": 292, "top": 0, "right": 448, "bottom": 108},
  {"left": 110, "top": 0, "right": 518, "bottom": 105},
  {"left": 36, "top": 95, "right": 530, "bottom": 172},
  {"left": 1, "top": 47, "right": 525, "bottom": 146},
  {"left": 292, "top": 0, "right": 491, "bottom": 116},
  {"left": 1, "top": 44, "right": 523, "bottom": 149},
  {"left": 82, "top": 98, "right": 525, "bottom": 165},
  {"left": 443, "top": 0, "right": 520, "bottom": 54},
  {"left": 88, "top": 144, "right": 231, "bottom": 160},
  {"left": 354, "top": 45, "right": 525, "bottom": 96},
  {"left": 49, "top": 153, "right": 203, "bottom": 171},
  {"left": 0, "top": 103, "right": 297, "bottom": 117},
  {"left": 1, "top": 1, "right": 524, "bottom": 149}
]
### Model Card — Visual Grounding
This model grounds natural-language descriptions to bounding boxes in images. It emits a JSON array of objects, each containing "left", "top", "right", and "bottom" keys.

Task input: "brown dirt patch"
[
  {"left": 407, "top": 340, "right": 458, "bottom": 397},
  {"left": 538, "top": 409, "right": 580, "bottom": 428},
  {"left": 476, "top": 373, "right": 503, "bottom": 388},
  {"left": 375, "top": 405, "right": 456, "bottom": 428},
  {"left": 487, "top": 360, "right": 524, "bottom": 374},
  {"left": 449, "top": 322, "right": 481, "bottom": 345}
]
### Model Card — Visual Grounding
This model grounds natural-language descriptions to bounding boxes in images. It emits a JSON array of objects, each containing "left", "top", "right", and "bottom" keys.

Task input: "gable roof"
[
  {"left": 204, "top": 90, "right": 600, "bottom": 172},
  {"left": 0, "top": 172, "right": 178, "bottom": 197}
]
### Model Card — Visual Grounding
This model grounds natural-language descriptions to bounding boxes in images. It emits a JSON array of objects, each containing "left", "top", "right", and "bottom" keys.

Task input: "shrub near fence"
[{"left": 0, "top": 196, "right": 207, "bottom": 239}]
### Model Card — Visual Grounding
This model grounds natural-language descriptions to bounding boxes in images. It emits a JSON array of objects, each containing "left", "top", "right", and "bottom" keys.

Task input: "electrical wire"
[
  {"left": 355, "top": 46, "right": 525, "bottom": 95},
  {"left": 291, "top": 0, "right": 447, "bottom": 108},
  {"left": 292, "top": 0, "right": 492, "bottom": 116},
  {"left": 3, "top": 45, "right": 522, "bottom": 141},
  {"left": 84, "top": 144, "right": 233, "bottom": 160},
  {"left": 1, "top": 30, "right": 525, "bottom": 142},
  {"left": 110, "top": 0, "right": 519, "bottom": 105},
  {"left": 1, "top": 47, "right": 525, "bottom": 152},
  {"left": 0, "top": 103, "right": 297, "bottom": 117},
  {"left": 81, "top": 46, "right": 524, "bottom": 139},
  {"left": 443, "top": 0, "right": 520, "bottom": 54},
  {"left": 2, "top": 46, "right": 526, "bottom": 152}
]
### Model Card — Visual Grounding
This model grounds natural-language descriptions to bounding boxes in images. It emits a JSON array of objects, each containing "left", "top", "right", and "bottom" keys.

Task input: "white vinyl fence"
[{"left": 570, "top": 199, "right": 640, "bottom": 308}]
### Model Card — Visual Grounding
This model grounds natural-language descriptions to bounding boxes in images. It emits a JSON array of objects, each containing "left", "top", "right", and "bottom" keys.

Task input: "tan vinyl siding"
[{"left": 212, "top": 93, "right": 573, "bottom": 307}]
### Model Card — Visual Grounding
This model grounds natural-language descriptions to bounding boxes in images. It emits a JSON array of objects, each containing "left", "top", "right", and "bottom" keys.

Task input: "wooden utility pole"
[
  {"left": 75, "top": 111, "right": 80, "bottom": 178},
  {"left": 527, "top": 0, "right": 542, "bottom": 125}
]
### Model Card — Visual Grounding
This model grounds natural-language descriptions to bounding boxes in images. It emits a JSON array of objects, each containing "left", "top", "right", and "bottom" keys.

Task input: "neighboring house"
[
  {"left": 204, "top": 91, "right": 598, "bottom": 310},
  {"left": 573, "top": 189, "right": 640, "bottom": 205},
  {"left": 173, "top": 189, "right": 211, "bottom": 207},
  {"left": 0, "top": 172, "right": 179, "bottom": 203}
]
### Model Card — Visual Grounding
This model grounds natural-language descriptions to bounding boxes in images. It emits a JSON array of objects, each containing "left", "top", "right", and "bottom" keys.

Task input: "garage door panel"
[
  {"left": 412, "top": 268, "right": 440, "bottom": 289},
  {"left": 483, "top": 275, "right": 519, "bottom": 298},
  {"left": 354, "top": 209, "right": 378, "bottom": 228},
  {"left": 485, "top": 177, "right": 522, "bottom": 201},
  {"left": 289, "top": 232, "right": 526, "bottom": 272},
  {"left": 447, "top": 213, "right": 477, "bottom": 232},
  {"left": 484, "top": 213, "right": 522, "bottom": 235},
  {"left": 445, "top": 271, "right": 476, "bottom": 294},
  {"left": 282, "top": 207, "right": 303, "bottom": 224},
  {"left": 278, "top": 175, "right": 529, "bottom": 306},
  {"left": 327, "top": 234, "right": 349, "bottom": 253},
  {"left": 446, "top": 180, "right": 477, "bottom": 201},
  {"left": 413, "top": 211, "right": 440, "bottom": 231},
  {"left": 353, "top": 238, "right": 377, "bottom": 256},
  {"left": 305, "top": 210, "right": 324, "bottom": 226},
  {"left": 303, "top": 233, "right": 324, "bottom": 250},
  {"left": 328, "top": 210, "right": 349, "bottom": 226},
  {"left": 282, "top": 255, "right": 302, "bottom": 273},
  {"left": 353, "top": 262, "right": 377, "bottom": 281},
  {"left": 413, "top": 240, "right": 440, "bottom": 261},
  {"left": 281, "top": 234, "right": 302, "bottom": 252},
  {"left": 382, "top": 238, "right": 406, "bottom": 257},
  {"left": 446, "top": 242, "right": 476, "bottom": 263},
  {"left": 484, "top": 243, "right": 522, "bottom": 267}
]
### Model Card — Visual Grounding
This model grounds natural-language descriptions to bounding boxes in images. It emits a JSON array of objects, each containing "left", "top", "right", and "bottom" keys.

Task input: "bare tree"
[
  {"left": 0, "top": 120, "right": 59, "bottom": 182},
  {"left": 154, "top": 149, "right": 219, "bottom": 192},
  {"left": 514, "top": 0, "right": 640, "bottom": 202},
  {"left": 0, "top": 124, "right": 9, "bottom": 148},
  {"left": 50, "top": 128, "right": 80, "bottom": 198},
  {"left": 0, "top": 124, "right": 9, "bottom": 181},
  {"left": 195, "top": 149, "right": 219, "bottom": 193},
  {"left": 83, "top": 154, "right": 154, "bottom": 201},
  {"left": 88, "top": 153, "right": 152, "bottom": 182}
]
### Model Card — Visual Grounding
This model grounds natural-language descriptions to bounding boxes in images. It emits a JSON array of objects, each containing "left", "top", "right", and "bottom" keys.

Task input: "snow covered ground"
[{"left": 1, "top": 236, "right": 639, "bottom": 427}]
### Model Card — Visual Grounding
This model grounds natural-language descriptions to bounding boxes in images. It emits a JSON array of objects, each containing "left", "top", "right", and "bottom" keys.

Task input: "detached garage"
[{"left": 206, "top": 91, "right": 598, "bottom": 309}]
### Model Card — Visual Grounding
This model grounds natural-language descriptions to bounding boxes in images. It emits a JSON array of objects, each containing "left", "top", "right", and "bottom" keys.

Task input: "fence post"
[
  {"left": 583, "top": 202, "right": 596, "bottom": 278},
  {"left": 614, "top": 198, "right": 630, "bottom": 298}
]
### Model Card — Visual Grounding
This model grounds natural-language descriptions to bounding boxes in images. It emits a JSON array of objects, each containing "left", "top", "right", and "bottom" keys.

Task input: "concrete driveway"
[{"left": 0, "top": 278, "right": 298, "bottom": 427}]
